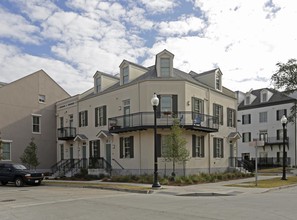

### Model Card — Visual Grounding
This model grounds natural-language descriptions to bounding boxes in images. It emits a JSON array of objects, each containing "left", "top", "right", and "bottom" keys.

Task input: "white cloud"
[
  {"left": 156, "top": 15, "right": 206, "bottom": 37},
  {"left": 140, "top": 0, "right": 178, "bottom": 13},
  {"left": 0, "top": 8, "right": 41, "bottom": 44}
]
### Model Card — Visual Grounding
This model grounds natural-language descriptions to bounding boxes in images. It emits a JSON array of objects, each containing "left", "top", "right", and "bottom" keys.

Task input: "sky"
[{"left": 0, "top": 0, "right": 296, "bottom": 95}]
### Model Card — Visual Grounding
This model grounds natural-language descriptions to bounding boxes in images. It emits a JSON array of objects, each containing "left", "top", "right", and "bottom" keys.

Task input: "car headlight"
[{"left": 25, "top": 174, "right": 31, "bottom": 177}]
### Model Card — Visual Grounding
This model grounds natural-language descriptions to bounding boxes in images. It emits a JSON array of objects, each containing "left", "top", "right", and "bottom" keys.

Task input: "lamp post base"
[
  {"left": 152, "top": 182, "right": 161, "bottom": 189},
  {"left": 281, "top": 177, "right": 287, "bottom": 181}
]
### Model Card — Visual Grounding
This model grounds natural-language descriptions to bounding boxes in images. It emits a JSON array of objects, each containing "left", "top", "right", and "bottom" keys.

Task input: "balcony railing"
[
  {"left": 262, "top": 137, "right": 289, "bottom": 145},
  {"left": 108, "top": 111, "right": 219, "bottom": 133},
  {"left": 57, "top": 127, "right": 76, "bottom": 140}
]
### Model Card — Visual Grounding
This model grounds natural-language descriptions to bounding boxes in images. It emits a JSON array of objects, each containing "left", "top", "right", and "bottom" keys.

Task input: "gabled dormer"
[
  {"left": 245, "top": 89, "right": 256, "bottom": 105},
  {"left": 155, "top": 49, "right": 174, "bottom": 78},
  {"left": 93, "top": 71, "right": 119, "bottom": 94},
  {"left": 119, "top": 60, "right": 147, "bottom": 85},
  {"left": 260, "top": 89, "right": 272, "bottom": 103},
  {"left": 192, "top": 68, "right": 223, "bottom": 91}
]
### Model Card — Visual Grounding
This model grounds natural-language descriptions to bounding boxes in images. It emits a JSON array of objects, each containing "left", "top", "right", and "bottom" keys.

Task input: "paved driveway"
[{"left": 1, "top": 184, "right": 297, "bottom": 220}]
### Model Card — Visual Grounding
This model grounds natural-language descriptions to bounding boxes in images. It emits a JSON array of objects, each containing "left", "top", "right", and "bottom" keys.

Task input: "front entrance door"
[{"left": 106, "top": 143, "right": 111, "bottom": 166}]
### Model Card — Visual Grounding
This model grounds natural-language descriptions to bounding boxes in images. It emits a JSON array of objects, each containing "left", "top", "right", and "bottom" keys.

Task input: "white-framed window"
[
  {"left": 95, "top": 106, "right": 106, "bottom": 127},
  {"left": 1, "top": 141, "right": 11, "bottom": 161},
  {"left": 161, "top": 135, "right": 169, "bottom": 156},
  {"left": 262, "top": 92, "right": 267, "bottom": 102},
  {"left": 32, "top": 114, "right": 41, "bottom": 133},
  {"left": 192, "top": 135, "right": 205, "bottom": 158},
  {"left": 213, "top": 104, "right": 223, "bottom": 125},
  {"left": 227, "top": 108, "right": 236, "bottom": 127},
  {"left": 95, "top": 77, "right": 101, "bottom": 93},
  {"left": 259, "top": 130, "right": 268, "bottom": 142},
  {"left": 276, "top": 109, "right": 287, "bottom": 121},
  {"left": 161, "top": 95, "right": 172, "bottom": 113},
  {"left": 120, "top": 136, "right": 134, "bottom": 158},
  {"left": 245, "top": 96, "right": 250, "bottom": 105},
  {"left": 192, "top": 97, "right": 204, "bottom": 114},
  {"left": 79, "top": 111, "right": 88, "bottom": 127},
  {"left": 215, "top": 73, "right": 221, "bottom": 90},
  {"left": 123, "top": 66, "right": 129, "bottom": 84},
  {"left": 242, "top": 114, "right": 251, "bottom": 124},
  {"left": 213, "top": 138, "right": 224, "bottom": 158},
  {"left": 259, "top": 112, "right": 267, "bottom": 123},
  {"left": 160, "top": 58, "right": 170, "bottom": 77},
  {"left": 38, "top": 95, "right": 45, "bottom": 103},
  {"left": 242, "top": 132, "right": 251, "bottom": 143}
]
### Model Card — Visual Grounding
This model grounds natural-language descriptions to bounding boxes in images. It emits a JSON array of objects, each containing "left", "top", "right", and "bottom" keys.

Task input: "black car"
[{"left": 0, "top": 163, "right": 44, "bottom": 187}]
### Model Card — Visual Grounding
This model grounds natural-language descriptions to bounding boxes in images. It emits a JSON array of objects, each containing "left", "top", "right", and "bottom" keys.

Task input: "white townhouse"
[
  {"left": 55, "top": 50, "right": 240, "bottom": 176},
  {"left": 237, "top": 88, "right": 297, "bottom": 168}
]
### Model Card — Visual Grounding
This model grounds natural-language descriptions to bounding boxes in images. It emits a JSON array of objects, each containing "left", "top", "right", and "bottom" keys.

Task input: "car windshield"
[{"left": 12, "top": 164, "right": 28, "bottom": 170}]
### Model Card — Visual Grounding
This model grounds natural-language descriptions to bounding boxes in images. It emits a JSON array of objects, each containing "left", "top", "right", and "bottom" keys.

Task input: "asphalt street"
[{"left": 0, "top": 184, "right": 297, "bottom": 220}]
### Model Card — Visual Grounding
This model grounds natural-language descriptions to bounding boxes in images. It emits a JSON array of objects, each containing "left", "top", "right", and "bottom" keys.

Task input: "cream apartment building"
[
  {"left": 55, "top": 50, "right": 239, "bottom": 176},
  {"left": 0, "top": 70, "right": 70, "bottom": 171}
]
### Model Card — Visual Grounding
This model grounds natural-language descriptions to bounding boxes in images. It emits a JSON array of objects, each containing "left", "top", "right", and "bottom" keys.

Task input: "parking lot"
[{"left": 1, "top": 184, "right": 297, "bottom": 220}]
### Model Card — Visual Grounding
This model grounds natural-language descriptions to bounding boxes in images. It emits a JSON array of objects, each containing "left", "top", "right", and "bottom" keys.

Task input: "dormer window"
[
  {"left": 215, "top": 72, "right": 221, "bottom": 90},
  {"left": 95, "top": 77, "right": 101, "bottom": 93},
  {"left": 245, "top": 96, "right": 250, "bottom": 105},
  {"left": 262, "top": 92, "right": 267, "bottom": 102},
  {"left": 160, "top": 58, "right": 170, "bottom": 77},
  {"left": 123, "top": 66, "right": 129, "bottom": 84}
]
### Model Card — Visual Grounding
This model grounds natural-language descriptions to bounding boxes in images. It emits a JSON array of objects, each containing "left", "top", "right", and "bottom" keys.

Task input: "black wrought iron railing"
[
  {"left": 57, "top": 127, "right": 76, "bottom": 140},
  {"left": 89, "top": 157, "right": 112, "bottom": 172},
  {"left": 108, "top": 111, "right": 219, "bottom": 133},
  {"left": 260, "top": 137, "right": 289, "bottom": 144}
]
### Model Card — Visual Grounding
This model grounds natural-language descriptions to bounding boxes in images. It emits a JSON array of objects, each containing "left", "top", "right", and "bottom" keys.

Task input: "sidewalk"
[{"left": 43, "top": 175, "right": 286, "bottom": 195}]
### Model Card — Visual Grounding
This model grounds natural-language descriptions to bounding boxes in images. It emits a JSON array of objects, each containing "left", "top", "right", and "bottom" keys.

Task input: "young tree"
[
  {"left": 20, "top": 138, "right": 40, "bottom": 170},
  {"left": 271, "top": 59, "right": 297, "bottom": 122},
  {"left": 162, "top": 118, "right": 190, "bottom": 178}
]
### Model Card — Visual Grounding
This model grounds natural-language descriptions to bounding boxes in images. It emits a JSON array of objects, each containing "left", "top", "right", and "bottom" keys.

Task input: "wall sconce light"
[
  {"left": 187, "top": 101, "right": 190, "bottom": 106},
  {"left": 118, "top": 106, "right": 122, "bottom": 111}
]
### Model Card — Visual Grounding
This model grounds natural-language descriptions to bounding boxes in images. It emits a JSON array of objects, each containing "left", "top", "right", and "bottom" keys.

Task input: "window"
[
  {"left": 242, "top": 114, "right": 251, "bottom": 124},
  {"left": 79, "top": 111, "right": 88, "bottom": 127},
  {"left": 59, "top": 117, "right": 64, "bottom": 128},
  {"left": 192, "top": 135, "right": 205, "bottom": 157},
  {"left": 213, "top": 138, "right": 224, "bottom": 158},
  {"left": 161, "top": 135, "right": 169, "bottom": 156},
  {"left": 277, "top": 129, "right": 286, "bottom": 140},
  {"left": 276, "top": 109, "right": 287, "bottom": 121},
  {"left": 160, "top": 58, "right": 170, "bottom": 77},
  {"left": 38, "top": 95, "right": 45, "bottom": 103},
  {"left": 259, "top": 130, "right": 268, "bottom": 142},
  {"left": 157, "top": 95, "right": 178, "bottom": 117},
  {"left": 227, "top": 108, "right": 236, "bottom": 127},
  {"left": 60, "top": 144, "right": 64, "bottom": 160},
  {"left": 262, "top": 92, "right": 267, "bottom": 102},
  {"left": 123, "top": 66, "right": 129, "bottom": 84},
  {"left": 95, "top": 77, "right": 101, "bottom": 93},
  {"left": 213, "top": 104, "right": 223, "bottom": 125},
  {"left": 89, "top": 140, "right": 100, "bottom": 158},
  {"left": 245, "top": 96, "right": 250, "bottom": 105},
  {"left": 215, "top": 73, "right": 221, "bottom": 90},
  {"left": 95, "top": 106, "right": 107, "bottom": 127},
  {"left": 192, "top": 97, "right": 204, "bottom": 116},
  {"left": 259, "top": 112, "right": 267, "bottom": 123},
  {"left": 242, "top": 132, "right": 251, "bottom": 142},
  {"left": 2, "top": 142, "right": 11, "bottom": 160},
  {"left": 32, "top": 115, "right": 41, "bottom": 133},
  {"left": 120, "top": 136, "right": 134, "bottom": 158}
]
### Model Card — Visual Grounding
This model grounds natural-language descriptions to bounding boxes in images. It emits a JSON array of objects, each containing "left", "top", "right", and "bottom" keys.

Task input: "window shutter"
[
  {"left": 220, "top": 106, "right": 223, "bottom": 125},
  {"left": 284, "top": 109, "right": 287, "bottom": 117},
  {"left": 248, "top": 114, "right": 251, "bottom": 124},
  {"left": 221, "top": 139, "right": 224, "bottom": 158},
  {"left": 97, "top": 140, "right": 100, "bottom": 158},
  {"left": 95, "top": 108, "right": 98, "bottom": 127},
  {"left": 201, "top": 136, "right": 205, "bottom": 157},
  {"left": 85, "top": 110, "right": 88, "bottom": 126},
  {"left": 156, "top": 134, "right": 161, "bottom": 157},
  {"left": 192, "top": 135, "right": 196, "bottom": 157},
  {"left": 172, "top": 95, "right": 178, "bottom": 117},
  {"left": 79, "top": 112, "right": 82, "bottom": 127},
  {"left": 89, "top": 141, "right": 93, "bottom": 157},
  {"left": 249, "top": 133, "right": 251, "bottom": 142},
  {"left": 120, "top": 137, "right": 123, "bottom": 158},
  {"left": 130, "top": 136, "right": 134, "bottom": 158},
  {"left": 213, "top": 139, "right": 216, "bottom": 158},
  {"left": 103, "top": 105, "right": 107, "bottom": 126},
  {"left": 191, "top": 97, "right": 195, "bottom": 120},
  {"left": 156, "top": 95, "right": 161, "bottom": 118}
]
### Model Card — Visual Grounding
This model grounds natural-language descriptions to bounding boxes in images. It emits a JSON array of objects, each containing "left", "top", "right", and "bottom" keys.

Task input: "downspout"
[
  {"left": 138, "top": 83, "right": 142, "bottom": 175},
  {"left": 207, "top": 88, "right": 211, "bottom": 174}
]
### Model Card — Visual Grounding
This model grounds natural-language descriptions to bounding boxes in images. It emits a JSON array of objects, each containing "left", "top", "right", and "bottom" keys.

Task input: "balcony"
[
  {"left": 57, "top": 127, "right": 76, "bottom": 140},
  {"left": 108, "top": 111, "right": 219, "bottom": 133},
  {"left": 262, "top": 137, "right": 289, "bottom": 145}
]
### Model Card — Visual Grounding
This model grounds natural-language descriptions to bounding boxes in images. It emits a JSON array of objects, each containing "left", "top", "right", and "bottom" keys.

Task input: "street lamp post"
[
  {"left": 281, "top": 115, "right": 288, "bottom": 180},
  {"left": 151, "top": 93, "right": 161, "bottom": 189}
]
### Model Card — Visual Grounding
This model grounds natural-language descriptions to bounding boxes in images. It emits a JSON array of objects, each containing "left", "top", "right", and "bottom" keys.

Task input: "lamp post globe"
[
  {"left": 281, "top": 115, "right": 287, "bottom": 180},
  {"left": 151, "top": 93, "right": 161, "bottom": 189}
]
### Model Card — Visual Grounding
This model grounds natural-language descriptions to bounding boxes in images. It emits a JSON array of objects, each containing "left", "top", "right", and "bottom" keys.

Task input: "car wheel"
[
  {"left": 1, "top": 181, "right": 8, "bottom": 185},
  {"left": 15, "top": 177, "right": 24, "bottom": 187}
]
